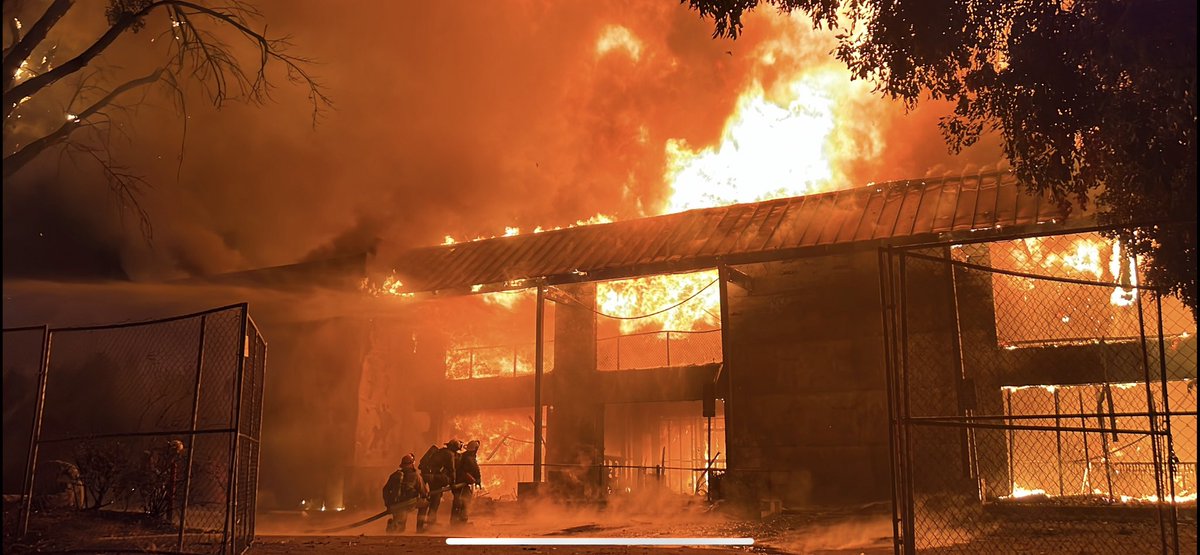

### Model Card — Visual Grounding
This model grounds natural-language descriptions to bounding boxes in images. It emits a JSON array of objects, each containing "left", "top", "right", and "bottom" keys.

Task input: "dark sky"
[{"left": 3, "top": 0, "right": 1004, "bottom": 282}]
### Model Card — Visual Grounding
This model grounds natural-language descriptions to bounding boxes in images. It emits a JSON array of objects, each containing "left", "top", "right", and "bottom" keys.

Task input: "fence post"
[
  {"left": 666, "top": 331, "right": 671, "bottom": 367},
  {"left": 1005, "top": 389, "right": 1015, "bottom": 495},
  {"left": 1077, "top": 391, "right": 1091, "bottom": 494},
  {"left": 877, "top": 248, "right": 904, "bottom": 553},
  {"left": 19, "top": 326, "right": 52, "bottom": 537},
  {"left": 1053, "top": 388, "right": 1064, "bottom": 497},
  {"left": 1153, "top": 292, "right": 1181, "bottom": 553},
  {"left": 224, "top": 305, "right": 250, "bottom": 554},
  {"left": 177, "top": 314, "right": 207, "bottom": 552},
  {"left": 248, "top": 336, "right": 268, "bottom": 543}
]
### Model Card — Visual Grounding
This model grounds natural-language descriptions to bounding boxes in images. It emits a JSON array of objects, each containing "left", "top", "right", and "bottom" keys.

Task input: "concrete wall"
[
  {"left": 724, "top": 250, "right": 894, "bottom": 506},
  {"left": 545, "top": 283, "right": 605, "bottom": 500}
]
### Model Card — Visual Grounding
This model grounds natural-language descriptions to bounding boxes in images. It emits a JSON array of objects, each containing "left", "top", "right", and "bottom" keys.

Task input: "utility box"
[{"left": 517, "top": 481, "right": 542, "bottom": 503}]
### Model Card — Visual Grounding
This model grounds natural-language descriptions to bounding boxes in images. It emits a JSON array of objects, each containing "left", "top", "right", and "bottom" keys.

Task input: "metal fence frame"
[
  {"left": 879, "top": 228, "right": 1195, "bottom": 554},
  {"left": 10, "top": 303, "right": 267, "bottom": 555}
]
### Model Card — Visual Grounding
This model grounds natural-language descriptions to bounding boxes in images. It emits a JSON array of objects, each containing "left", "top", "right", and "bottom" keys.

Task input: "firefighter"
[
  {"left": 418, "top": 439, "right": 460, "bottom": 530},
  {"left": 451, "top": 439, "right": 481, "bottom": 525},
  {"left": 382, "top": 453, "right": 426, "bottom": 534}
]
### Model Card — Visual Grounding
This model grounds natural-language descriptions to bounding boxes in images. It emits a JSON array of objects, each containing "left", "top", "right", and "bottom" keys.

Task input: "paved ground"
[
  {"left": 248, "top": 500, "right": 895, "bottom": 555},
  {"left": 249, "top": 535, "right": 891, "bottom": 555}
]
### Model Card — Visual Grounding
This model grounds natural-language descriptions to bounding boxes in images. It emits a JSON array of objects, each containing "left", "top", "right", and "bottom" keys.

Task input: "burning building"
[
  {"left": 325, "top": 169, "right": 1195, "bottom": 511},
  {"left": 13, "top": 170, "right": 1190, "bottom": 519}
]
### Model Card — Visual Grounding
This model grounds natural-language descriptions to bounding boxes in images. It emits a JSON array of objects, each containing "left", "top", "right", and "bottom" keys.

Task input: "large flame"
[
  {"left": 595, "top": 270, "right": 720, "bottom": 335},
  {"left": 367, "top": 14, "right": 880, "bottom": 311},
  {"left": 447, "top": 410, "right": 535, "bottom": 499},
  {"left": 1006, "top": 235, "right": 1138, "bottom": 307}
]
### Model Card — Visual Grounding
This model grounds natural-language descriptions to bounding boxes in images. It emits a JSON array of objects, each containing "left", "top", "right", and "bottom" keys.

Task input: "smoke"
[
  {"left": 254, "top": 484, "right": 731, "bottom": 537},
  {"left": 3, "top": 0, "right": 1010, "bottom": 526},
  {"left": 3, "top": 0, "right": 1002, "bottom": 283}
]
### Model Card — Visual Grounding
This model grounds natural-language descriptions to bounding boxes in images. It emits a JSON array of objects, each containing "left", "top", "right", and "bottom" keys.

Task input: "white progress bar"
[{"left": 446, "top": 538, "right": 754, "bottom": 546}]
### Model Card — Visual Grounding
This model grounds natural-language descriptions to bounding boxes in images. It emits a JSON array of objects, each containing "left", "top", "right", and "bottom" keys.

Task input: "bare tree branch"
[
  {"left": 3, "top": 0, "right": 331, "bottom": 244},
  {"left": 4, "top": 0, "right": 331, "bottom": 122},
  {"left": 4, "top": 67, "right": 163, "bottom": 178},
  {"left": 4, "top": 9, "right": 22, "bottom": 54},
  {"left": 1, "top": 0, "right": 72, "bottom": 94},
  {"left": 64, "top": 139, "right": 154, "bottom": 241}
]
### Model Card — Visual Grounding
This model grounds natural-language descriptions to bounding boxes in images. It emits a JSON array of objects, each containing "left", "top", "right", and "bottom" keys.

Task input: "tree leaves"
[{"left": 687, "top": 0, "right": 1197, "bottom": 312}]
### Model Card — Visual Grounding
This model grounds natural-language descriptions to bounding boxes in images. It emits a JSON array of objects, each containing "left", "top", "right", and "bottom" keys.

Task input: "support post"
[
  {"left": 533, "top": 285, "right": 545, "bottom": 483},
  {"left": 177, "top": 315, "right": 208, "bottom": 552},
  {"left": 717, "top": 266, "right": 733, "bottom": 470}
]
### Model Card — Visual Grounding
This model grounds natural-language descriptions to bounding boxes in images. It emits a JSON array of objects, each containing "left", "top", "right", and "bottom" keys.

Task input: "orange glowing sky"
[{"left": 3, "top": 0, "right": 1005, "bottom": 281}]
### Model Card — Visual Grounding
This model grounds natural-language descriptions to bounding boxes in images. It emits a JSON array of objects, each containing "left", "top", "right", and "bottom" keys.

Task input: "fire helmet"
[
  {"left": 446, "top": 439, "right": 463, "bottom": 451},
  {"left": 465, "top": 440, "right": 480, "bottom": 452},
  {"left": 401, "top": 453, "right": 415, "bottom": 466}
]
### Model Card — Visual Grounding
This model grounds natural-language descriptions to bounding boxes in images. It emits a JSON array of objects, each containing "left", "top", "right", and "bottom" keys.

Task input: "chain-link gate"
[
  {"left": 9, "top": 304, "right": 266, "bottom": 555},
  {"left": 880, "top": 232, "right": 1197, "bottom": 554}
]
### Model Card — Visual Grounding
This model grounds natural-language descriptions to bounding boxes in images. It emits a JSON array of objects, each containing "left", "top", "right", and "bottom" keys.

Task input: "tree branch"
[
  {"left": 2, "top": 0, "right": 159, "bottom": 118},
  {"left": 4, "top": 8, "right": 21, "bottom": 54},
  {"left": 2, "top": 0, "right": 72, "bottom": 93},
  {"left": 3, "top": 67, "right": 163, "bottom": 178}
]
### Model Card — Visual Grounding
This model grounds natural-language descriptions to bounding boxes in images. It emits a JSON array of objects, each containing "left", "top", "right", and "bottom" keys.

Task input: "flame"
[
  {"left": 447, "top": 410, "right": 535, "bottom": 498},
  {"left": 1008, "top": 236, "right": 1138, "bottom": 307},
  {"left": 662, "top": 13, "right": 884, "bottom": 214},
  {"left": 1002, "top": 484, "right": 1047, "bottom": 499},
  {"left": 361, "top": 271, "right": 415, "bottom": 298},
  {"left": 13, "top": 59, "right": 31, "bottom": 82},
  {"left": 438, "top": 214, "right": 615, "bottom": 247},
  {"left": 595, "top": 25, "right": 643, "bottom": 61},
  {"left": 664, "top": 79, "right": 837, "bottom": 212},
  {"left": 480, "top": 288, "right": 535, "bottom": 310},
  {"left": 595, "top": 270, "right": 720, "bottom": 334}
]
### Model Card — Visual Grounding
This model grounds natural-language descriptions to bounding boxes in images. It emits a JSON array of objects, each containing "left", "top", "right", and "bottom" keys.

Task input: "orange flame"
[
  {"left": 1008, "top": 236, "right": 1137, "bottom": 307},
  {"left": 596, "top": 270, "right": 720, "bottom": 335}
]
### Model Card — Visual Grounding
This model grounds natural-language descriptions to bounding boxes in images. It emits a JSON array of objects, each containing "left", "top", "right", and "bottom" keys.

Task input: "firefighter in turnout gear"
[
  {"left": 451, "top": 439, "right": 482, "bottom": 525},
  {"left": 382, "top": 453, "right": 426, "bottom": 534},
  {"left": 418, "top": 439, "right": 460, "bottom": 530}
]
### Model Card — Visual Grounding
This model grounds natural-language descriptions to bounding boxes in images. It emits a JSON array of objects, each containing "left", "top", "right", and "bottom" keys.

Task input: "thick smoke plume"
[{"left": 4, "top": 1, "right": 1002, "bottom": 282}]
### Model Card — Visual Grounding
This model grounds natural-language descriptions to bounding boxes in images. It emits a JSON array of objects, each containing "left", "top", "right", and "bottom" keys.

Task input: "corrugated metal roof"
[{"left": 389, "top": 171, "right": 1086, "bottom": 293}]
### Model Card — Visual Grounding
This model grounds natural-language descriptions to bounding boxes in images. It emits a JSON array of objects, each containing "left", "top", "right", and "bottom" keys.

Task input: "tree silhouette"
[
  {"left": 2, "top": 0, "right": 331, "bottom": 239},
  {"left": 683, "top": 0, "right": 1196, "bottom": 312}
]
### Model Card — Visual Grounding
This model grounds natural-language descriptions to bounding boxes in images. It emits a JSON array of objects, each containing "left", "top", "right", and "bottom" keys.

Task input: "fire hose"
[{"left": 304, "top": 483, "right": 470, "bottom": 534}]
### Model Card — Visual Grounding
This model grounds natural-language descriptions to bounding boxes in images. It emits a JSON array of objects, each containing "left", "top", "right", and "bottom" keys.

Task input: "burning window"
[
  {"left": 605, "top": 400, "right": 726, "bottom": 495},
  {"left": 442, "top": 289, "right": 556, "bottom": 380},
  {"left": 956, "top": 233, "right": 1196, "bottom": 347},
  {"left": 1000, "top": 381, "right": 1197, "bottom": 504},
  {"left": 594, "top": 270, "right": 723, "bottom": 371}
]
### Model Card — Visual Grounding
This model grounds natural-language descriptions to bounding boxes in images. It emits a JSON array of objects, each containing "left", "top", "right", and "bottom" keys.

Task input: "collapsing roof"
[{"left": 389, "top": 170, "right": 1092, "bottom": 294}]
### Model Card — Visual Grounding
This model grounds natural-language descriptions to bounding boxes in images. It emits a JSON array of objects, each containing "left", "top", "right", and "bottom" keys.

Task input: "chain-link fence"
[
  {"left": 12, "top": 304, "right": 266, "bottom": 555},
  {"left": 881, "top": 231, "right": 1196, "bottom": 554},
  {"left": 595, "top": 329, "right": 722, "bottom": 371},
  {"left": 3, "top": 326, "right": 48, "bottom": 498}
]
